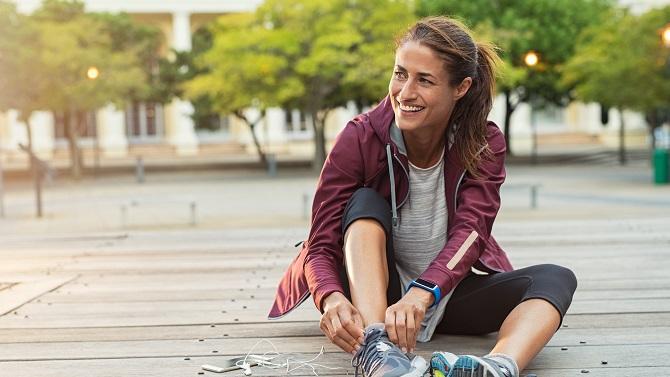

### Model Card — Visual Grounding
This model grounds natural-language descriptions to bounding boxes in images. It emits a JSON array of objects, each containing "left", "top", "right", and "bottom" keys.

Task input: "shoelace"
[{"left": 351, "top": 329, "right": 391, "bottom": 377}]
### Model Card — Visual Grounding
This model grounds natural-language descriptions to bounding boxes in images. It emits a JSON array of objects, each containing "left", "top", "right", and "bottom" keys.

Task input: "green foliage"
[
  {"left": 93, "top": 11, "right": 164, "bottom": 103},
  {"left": 417, "top": 0, "right": 613, "bottom": 105},
  {"left": 186, "top": 0, "right": 416, "bottom": 167},
  {"left": 0, "top": 1, "right": 45, "bottom": 119},
  {"left": 563, "top": 6, "right": 670, "bottom": 116},
  {"left": 187, "top": 0, "right": 416, "bottom": 116}
]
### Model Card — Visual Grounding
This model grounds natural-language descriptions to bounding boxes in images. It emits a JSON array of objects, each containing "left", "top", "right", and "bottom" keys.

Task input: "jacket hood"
[{"left": 359, "top": 95, "right": 408, "bottom": 155}]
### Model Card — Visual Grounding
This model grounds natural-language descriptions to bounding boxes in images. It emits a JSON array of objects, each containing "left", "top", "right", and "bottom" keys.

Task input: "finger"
[
  {"left": 331, "top": 315, "right": 358, "bottom": 347},
  {"left": 332, "top": 334, "right": 356, "bottom": 354},
  {"left": 341, "top": 310, "right": 364, "bottom": 345},
  {"left": 406, "top": 312, "right": 416, "bottom": 352},
  {"left": 320, "top": 317, "right": 335, "bottom": 340},
  {"left": 395, "top": 311, "right": 408, "bottom": 352},
  {"left": 351, "top": 312, "right": 365, "bottom": 343},
  {"left": 385, "top": 309, "right": 398, "bottom": 345}
]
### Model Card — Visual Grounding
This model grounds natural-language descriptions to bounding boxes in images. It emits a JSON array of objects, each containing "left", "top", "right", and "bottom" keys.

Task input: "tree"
[
  {"left": 0, "top": 1, "right": 49, "bottom": 168},
  {"left": 30, "top": 1, "right": 152, "bottom": 178},
  {"left": 187, "top": 0, "right": 416, "bottom": 170},
  {"left": 418, "top": 0, "right": 612, "bottom": 155},
  {"left": 185, "top": 13, "right": 297, "bottom": 165},
  {"left": 562, "top": 6, "right": 670, "bottom": 164}
]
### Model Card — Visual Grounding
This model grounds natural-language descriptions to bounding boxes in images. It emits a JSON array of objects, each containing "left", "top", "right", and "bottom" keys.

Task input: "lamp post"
[
  {"left": 87, "top": 66, "right": 100, "bottom": 176},
  {"left": 524, "top": 51, "right": 539, "bottom": 165}
]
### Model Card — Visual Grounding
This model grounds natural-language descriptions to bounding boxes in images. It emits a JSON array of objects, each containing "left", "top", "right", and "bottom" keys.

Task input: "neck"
[{"left": 403, "top": 129, "right": 446, "bottom": 168}]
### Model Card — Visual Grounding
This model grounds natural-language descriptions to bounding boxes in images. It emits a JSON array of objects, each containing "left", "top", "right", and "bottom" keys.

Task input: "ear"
[{"left": 454, "top": 77, "right": 472, "bottom": 100}]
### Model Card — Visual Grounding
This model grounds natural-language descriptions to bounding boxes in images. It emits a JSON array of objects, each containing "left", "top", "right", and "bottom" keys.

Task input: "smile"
[{"left": 396, "top": 98, "right": 425, "bottom": 113}]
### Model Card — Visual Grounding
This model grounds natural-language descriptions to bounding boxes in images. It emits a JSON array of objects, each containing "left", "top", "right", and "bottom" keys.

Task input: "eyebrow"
[{"left": 395, "top": 64, "right": 438, "bottom": 80}]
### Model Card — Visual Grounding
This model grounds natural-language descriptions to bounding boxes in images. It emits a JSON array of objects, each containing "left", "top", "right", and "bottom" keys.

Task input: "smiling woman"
[{"left": 270, "top": 16, "right": 577, "bottom": 377}]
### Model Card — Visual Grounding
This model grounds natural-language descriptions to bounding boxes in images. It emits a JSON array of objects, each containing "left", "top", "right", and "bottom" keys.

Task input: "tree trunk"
[
  {"left": 618, "top": 107, "right": 626, "bottom": 166},
  {"left": 503, "top": 90, "right": 516, "bottom": 156},
  {"left": 65, "top": 110, "right": 83, "bottom": 179},
  {"left": 311, "top": 110, "right": 328, "bottom": 172},
  {"left": 20, "top": 112, "right": 34, "bottom": 172},
  {"left": 233, "top": 110, "right": 267, "bottom": 165}
]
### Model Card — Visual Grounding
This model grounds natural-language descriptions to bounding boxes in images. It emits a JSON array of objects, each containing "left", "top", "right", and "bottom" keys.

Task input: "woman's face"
[{"left": 389, "top": 41, "right": 470, "bottom": 135}]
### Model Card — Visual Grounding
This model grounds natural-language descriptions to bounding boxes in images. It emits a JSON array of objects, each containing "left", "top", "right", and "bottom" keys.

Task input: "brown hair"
[{"left": 397, "top": 16, "right": 500, "bottom": 176}]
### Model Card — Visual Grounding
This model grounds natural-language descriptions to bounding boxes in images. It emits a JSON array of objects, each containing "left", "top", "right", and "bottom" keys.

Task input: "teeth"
[{"left": 396, "top": 99, "right": 424, "bottom": 112}]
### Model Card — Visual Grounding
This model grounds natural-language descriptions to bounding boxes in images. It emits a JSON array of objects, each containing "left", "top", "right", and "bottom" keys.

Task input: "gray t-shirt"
[{"left": 392, "top": 152, "right": 453, "bottom": 342}]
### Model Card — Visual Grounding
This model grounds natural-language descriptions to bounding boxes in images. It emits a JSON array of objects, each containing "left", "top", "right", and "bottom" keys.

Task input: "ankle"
[{"left": 484, "top": 353, "right": 519, "bottom": 377}]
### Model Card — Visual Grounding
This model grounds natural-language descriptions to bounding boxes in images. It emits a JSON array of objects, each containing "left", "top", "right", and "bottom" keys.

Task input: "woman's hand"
[
  {"left": 319, "top": 292, "right": 365, "bottom": 354},
  {"left": 385, "top": 287, "right": 433, "bottom": 353}
]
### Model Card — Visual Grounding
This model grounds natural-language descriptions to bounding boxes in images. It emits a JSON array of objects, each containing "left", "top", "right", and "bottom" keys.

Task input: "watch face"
[{"left": 415, "top": 279, "right": 437, "bottom": 289}]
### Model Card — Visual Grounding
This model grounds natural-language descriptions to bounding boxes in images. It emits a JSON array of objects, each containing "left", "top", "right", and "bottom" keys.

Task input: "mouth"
[{"left": 395, "top": 97, "right": 425, "bottom": 113}]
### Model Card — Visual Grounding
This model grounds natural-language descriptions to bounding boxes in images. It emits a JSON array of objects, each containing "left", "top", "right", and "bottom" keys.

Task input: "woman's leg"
[
  {"left": 339, "top": 188, "right": 402, "bottom": 326},
  {"left": 436, "top": 264, "right": 577, "bottom": 374},
  {"left": 343, "top": 218, "right": 389, "bottom": 325},
  {"left": 490, "top": 298, "right": 560, "bottom": 371}
]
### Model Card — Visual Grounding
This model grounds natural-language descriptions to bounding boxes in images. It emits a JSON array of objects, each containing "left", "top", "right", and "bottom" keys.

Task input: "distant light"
[
  {"left": 662, "top": 24, "right": 670, "bottom": 48},
  {"left": 524, "top": 51, "right": 539, "bottom": 67},
  {"left": 87, "top": 66, "right": 99, "bottom": 80}
]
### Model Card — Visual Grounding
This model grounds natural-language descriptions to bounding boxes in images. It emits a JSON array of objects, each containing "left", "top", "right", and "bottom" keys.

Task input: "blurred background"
[{"left": 0, "top": 0, "right": 668, "bottom": 230}]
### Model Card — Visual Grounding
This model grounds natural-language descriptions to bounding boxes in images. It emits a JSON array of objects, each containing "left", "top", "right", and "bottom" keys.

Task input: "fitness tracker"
[{"left": 408, "top": 278, "right": 441, "bottom": 308}]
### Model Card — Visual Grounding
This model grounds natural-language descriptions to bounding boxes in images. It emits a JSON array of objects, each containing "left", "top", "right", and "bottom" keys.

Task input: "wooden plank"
[
  {"left": 0, "top": 276, "right": 77, "bottom": 316},
  {"left": 1, "top": 356, "right": 668, "bottom": 377},
  {"left": 562, "top": 312, "right": 670, "bottom": 329},
  {"left": 0, "top": 322, "right": 322, "bottom": 343},
  {"left": 0, "top": 343, "right": 668, "bottom": 376}
]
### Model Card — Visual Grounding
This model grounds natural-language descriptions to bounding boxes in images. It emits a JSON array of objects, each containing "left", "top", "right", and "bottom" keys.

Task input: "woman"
[{"left": 269, "top": 16, "right": 577, "bottom": 377}]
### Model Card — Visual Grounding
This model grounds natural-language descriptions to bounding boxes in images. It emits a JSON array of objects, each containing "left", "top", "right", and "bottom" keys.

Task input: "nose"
[{"left": 397, "top": 79, "right": 417, "bottom": 101}]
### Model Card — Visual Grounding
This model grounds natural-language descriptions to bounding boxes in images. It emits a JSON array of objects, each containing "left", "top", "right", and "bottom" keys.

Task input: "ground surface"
[{"left": 0, "top": 161, "right": 668, "bottom": 377}]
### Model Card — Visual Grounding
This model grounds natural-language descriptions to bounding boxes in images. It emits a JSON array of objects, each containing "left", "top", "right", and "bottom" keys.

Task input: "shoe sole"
[
  {"left": 450, "top": 355, "right": 501, "bottom": 377},
  {"left": 400, "top": 355, "right": 429, "bottom": 377},
  {"left": 430, "top": 352, "right": 457, "bottom": 377}
]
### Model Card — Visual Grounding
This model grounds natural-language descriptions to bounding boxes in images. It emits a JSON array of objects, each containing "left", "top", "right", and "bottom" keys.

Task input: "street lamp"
[
  {"left": 524, "top": 51, "right": 540, "bottom": 165},
  {"left": 87, "top": 66, "right": 99, "bottom": 80},
  {"left": 524, "top": 51, "right": 539, "bottom": 67},
  {"left": 86, "top": 66, "right": 100, "bottom": 174}
]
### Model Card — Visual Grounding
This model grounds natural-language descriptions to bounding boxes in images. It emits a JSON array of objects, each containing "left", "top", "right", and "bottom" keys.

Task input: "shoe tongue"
[{"left": 365, "top": 323, "right": 385, "bottom": 332}]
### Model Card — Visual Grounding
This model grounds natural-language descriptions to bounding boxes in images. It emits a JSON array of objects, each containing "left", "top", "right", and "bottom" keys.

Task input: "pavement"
[{"left": 0, "top": 156, "right": 668, "bottom": 237}]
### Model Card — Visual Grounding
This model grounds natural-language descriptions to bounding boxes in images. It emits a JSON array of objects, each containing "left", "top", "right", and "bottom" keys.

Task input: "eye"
[
  {"left": 419, "top": 77, "right": 434, "bottom": 85},
  {"left": 394, "top": 71, "right": 407, "bottom": 80}
]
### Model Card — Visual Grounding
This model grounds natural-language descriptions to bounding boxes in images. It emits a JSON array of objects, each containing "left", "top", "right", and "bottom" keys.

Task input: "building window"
[
  {"left": 54, "top": 111, "right": 97, "bottom": 141},
  {"left": 126, "top": 102, "right": 164, "bottom": 142},
  {"left": 285, "top": 109, "right": 313, "bottom": 139}
]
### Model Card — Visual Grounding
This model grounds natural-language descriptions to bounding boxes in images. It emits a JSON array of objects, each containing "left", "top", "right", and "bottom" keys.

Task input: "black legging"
[{"left": 339, "top": 187, "right": 577, "bottom": 334}]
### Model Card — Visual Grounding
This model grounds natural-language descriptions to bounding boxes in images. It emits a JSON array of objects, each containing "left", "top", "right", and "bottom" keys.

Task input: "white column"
[
  {"left": 29, "top": 111, "right": 54, "bottom": 159},
  {"left": 165, "top": 11, "right": 198, "bottom": 155},
  {"left": 266, "top": 107, "right": 288, "bottom": 147},
  {"left": 97, "top": 104, "right": 128, "bottom": 157},
  {"left": 6, "top": 110, "right": 54, "bottom": 158},
  {"left": 510, "top": 103, "right": 533, "bottom": 155}
]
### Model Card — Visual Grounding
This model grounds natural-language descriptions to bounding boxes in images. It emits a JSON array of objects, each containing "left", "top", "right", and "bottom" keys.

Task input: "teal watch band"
[{"left": 408, "top": 278, "right": 441, "bottom": 308}]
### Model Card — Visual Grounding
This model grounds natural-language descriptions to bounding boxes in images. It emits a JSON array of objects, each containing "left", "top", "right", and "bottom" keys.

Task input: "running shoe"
[
  {"left": 351, "top": 323, "right": 428, "bottom": 377},
  {"left": 449, "top": 355, "right": 514, "bottom": 377},
  {"left": 429, "top": 351, "right": 458, "bottom": 377}
]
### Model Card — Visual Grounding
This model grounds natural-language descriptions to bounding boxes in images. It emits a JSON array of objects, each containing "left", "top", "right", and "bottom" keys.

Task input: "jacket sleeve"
[
  {"left": 418, "top": 125, "right": 506, "bottom": 297},
  {"left": 303, "top": 122, "right": 365, "bottom": 312}
]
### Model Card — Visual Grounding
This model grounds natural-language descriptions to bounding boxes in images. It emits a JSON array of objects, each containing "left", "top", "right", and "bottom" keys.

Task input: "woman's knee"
[
  {"left": 342, "top": 188, "right": 392, "bottom": 237},
  {"left": 535, "top": 264, "right": 577, "bottom": 293}
]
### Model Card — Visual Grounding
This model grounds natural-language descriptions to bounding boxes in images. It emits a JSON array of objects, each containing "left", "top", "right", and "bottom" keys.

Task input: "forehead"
[{"left": 394, "top": 41, "right": 446, "bottom": 76}]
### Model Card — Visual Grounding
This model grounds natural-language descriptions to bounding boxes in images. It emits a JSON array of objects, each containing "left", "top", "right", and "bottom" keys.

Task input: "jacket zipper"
[{"left": 393, "top": 153, "right": 410, "bottom": 209}]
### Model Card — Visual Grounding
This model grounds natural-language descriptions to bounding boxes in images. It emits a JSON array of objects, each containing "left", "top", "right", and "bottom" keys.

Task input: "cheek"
[{"left": 389, "top": 79, "right": 401, "bottom": 95}]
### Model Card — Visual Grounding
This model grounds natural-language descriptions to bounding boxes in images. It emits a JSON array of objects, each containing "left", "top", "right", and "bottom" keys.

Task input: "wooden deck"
[{"left": 0, "top": 216, "right": 669, "bottom": 377}]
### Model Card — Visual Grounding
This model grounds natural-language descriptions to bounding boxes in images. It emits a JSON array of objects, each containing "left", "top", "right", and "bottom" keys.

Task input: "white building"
[{"left": 0, "top": 0, "right": 663, "bottom": 167}]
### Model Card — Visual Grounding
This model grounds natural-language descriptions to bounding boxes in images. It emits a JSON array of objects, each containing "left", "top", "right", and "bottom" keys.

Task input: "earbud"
[{"left": 242, "top": 362, "right": 252, "bottom": 376}]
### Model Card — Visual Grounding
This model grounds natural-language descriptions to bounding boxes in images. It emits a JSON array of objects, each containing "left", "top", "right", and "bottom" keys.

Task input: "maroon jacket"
[{"left": 268, "top": 96, "right": 514, "bottom": 319}]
